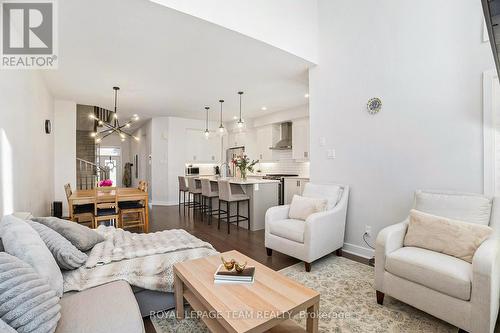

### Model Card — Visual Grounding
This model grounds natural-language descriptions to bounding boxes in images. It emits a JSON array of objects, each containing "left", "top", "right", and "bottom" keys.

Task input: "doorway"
[{"left": 98, "top": 147, "right": 122, "bottom": 187}]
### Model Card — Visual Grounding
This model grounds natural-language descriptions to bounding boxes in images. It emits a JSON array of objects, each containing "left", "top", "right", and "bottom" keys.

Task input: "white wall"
[
  {"left": 54, "top": 100, "right": 77, "bottom": 216},
  {"left": 133, "top": 117, "right": 223, "bottom": 205},
  {"left": 309, "top": 0, "right": 495, "bottom": 258},
  {"left": 149, "top": 0, "right": 318, "bottom": 63},
  {"left": 130, "top": 121, "right": 152, "bottom": 191},
  {"left": 0, "top": 72, "right": 54, "bottom": 217}
]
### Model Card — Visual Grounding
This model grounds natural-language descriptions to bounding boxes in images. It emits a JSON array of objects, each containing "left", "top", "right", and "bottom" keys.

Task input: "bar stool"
[
  {"left": 178, "top": 176, "right": 190, "bottom": 213},
  {"left": 187, "top": 177, "right": 203, "bottom": 214},
  {"left": 217, "top": 180, "right": 250, "bottom": 234},
  {"left": 200, "top": 179, "right": 221, "bottom": 224}
]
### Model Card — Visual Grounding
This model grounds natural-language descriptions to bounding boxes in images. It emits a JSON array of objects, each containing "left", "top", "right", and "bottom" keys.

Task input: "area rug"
[{"left": 150, "top": 254, "right": 458, "bottom": 333}]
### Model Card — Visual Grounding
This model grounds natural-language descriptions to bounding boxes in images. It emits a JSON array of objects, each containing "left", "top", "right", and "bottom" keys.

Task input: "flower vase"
[{"left": 239, "top": 168, "right": 247, "bottom": 181}]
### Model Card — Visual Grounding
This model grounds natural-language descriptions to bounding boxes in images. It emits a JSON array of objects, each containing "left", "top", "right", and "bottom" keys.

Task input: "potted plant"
[
  {"left": 98, "top": 179, "right": 113, "bottom": 187},
  {"left": 231, "top": 155, "right": 258, "bottom": 181}
]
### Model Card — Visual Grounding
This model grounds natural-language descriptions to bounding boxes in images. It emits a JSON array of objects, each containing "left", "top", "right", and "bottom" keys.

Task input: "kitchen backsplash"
[
  {"left": 189, "top": 151, "right": 310, "bottom": 177},
  {"left": 254, "top": 150, "right": 309, "bottom": 177}
]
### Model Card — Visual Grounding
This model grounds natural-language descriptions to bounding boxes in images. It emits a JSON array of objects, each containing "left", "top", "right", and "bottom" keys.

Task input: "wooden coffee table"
[{"left": 173, "top": 250, "right": 320, "bottom": 333}]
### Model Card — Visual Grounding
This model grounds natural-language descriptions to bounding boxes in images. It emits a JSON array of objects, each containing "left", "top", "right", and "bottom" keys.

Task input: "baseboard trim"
[
  {"left": 342, "top": 242, "right": 374, "bottom": 259},
  {"left": 151, "top": 201, "right": 178, "bottom": 206}
]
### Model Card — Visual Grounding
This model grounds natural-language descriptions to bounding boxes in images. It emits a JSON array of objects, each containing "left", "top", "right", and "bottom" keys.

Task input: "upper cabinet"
[
  {"left": 185, "top": 129, "right": 219, "bottom": 163},
  {"left": 292, "top": 118, "right": 310, "bottom": 161},
  {"left": 256, "top": 125, "right": 280, "bottom": 162}
]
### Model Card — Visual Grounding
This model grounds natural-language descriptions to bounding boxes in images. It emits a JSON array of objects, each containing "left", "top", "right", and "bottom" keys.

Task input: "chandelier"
[{"left": 89, "top": 86, "right": 140, "bottom": 143}]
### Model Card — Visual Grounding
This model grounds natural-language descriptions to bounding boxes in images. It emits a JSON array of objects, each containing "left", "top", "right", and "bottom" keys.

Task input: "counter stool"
[
  {"left": 178, "top": 176, "right": 190, "bottom": 213},
  {"left": 200, "top": 179, "right": 221, "bottom": 224},
  {"left": 187, "top": 177, "right": 203, "bottom": 214},
  {"left": 217, "top": 180, "right": 250, "bottom": 234}
]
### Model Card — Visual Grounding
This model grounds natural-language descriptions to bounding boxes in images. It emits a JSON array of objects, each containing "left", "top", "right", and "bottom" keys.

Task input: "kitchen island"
[{"left": 195, "top": 176, "right": 279, "bottom": 231}]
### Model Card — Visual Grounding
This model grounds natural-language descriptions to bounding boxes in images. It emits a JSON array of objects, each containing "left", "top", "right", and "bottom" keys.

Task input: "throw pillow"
[
  {"left": 404, "top": 209, "right": 494, "bottom": 263},
  {"left": 0, "top": 215, "right": 63, "bottom": 297},
  {"left": 31, "top": 217, "right": 104, "bottom": 252},
  {"left": 288, "top": 195, "right": 328, "bottom": 221},
  {"left": 0, "top": 253, "right": 61, "bottom": 333},
  {"left": 27, "top": 221, "right": 88, "bottom": 270}
]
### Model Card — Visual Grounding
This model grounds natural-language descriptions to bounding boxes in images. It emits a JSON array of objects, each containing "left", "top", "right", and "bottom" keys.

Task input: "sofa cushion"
[
  {"left": 268, "top": 219, "right": 305, "bottom": 243},
  {"left": 288, "top": 195, "right": 327, "bottom": 221},
  {"left": 404, "top": 210, "right": 493, "bottom": 263},
  {"left": 0, "top": 215, "right": 63, "bottom": 297},
  {"left": 0, "top": 253, "right": 61, "bottom": 333},
  {"left": 0, "top": 319, "right": 16, "bottom": 333},
  {"left": 385, "top": 247, "right": 472, "bottom": 301},
  {"left": 302, "top": 183, "right": 342, "bottom": 210},
  {"left": 415, "top": 190, "right": 492, "bottom": 225},
  {"left": 27, "top": 221, "right": 88, "bottom": 270},
  {"left": 56, "top": 281, "right": 144, "bottom": 333},
  {"left": 31, "top": 217, "right": 104, "bottom": 251}
]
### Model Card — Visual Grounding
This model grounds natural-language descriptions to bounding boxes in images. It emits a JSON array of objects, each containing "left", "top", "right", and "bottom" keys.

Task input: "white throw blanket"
[{"left": 63, "top": 227, "right": 218, "bottom": 292}]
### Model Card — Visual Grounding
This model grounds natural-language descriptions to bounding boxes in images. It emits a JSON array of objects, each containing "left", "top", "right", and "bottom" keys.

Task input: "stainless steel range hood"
[{"left": 270, "top": 122, "right": 292, "bottom": 150}]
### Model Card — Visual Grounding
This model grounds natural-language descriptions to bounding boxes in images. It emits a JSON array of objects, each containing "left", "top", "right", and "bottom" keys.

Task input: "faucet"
[{"left": 220, "top": 162, "right": 231, "bottom": 178}]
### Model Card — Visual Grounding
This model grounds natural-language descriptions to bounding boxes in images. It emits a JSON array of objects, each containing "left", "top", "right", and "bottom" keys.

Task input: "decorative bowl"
[{"left": 221, "top": 257, "right": 236, "bottom": 271}]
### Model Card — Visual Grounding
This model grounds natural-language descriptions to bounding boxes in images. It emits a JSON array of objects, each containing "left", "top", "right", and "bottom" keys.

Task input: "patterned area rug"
[{"left": 150, "top": 254, "right": 458, "bottom": 332}]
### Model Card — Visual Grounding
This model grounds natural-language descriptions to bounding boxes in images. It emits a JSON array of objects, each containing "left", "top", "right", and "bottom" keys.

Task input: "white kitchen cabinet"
[
  {"left": 292, "top": 118, "right": 310, "bottom": 161},
  {"left": 255, "top": 125, "right": 280, "bottom": 161},
  {"left": 185, "top": 129, "right": 219, "bottom": 163},
  {"left": 284, "top": 178, "right": 310, "bottom": 204}
]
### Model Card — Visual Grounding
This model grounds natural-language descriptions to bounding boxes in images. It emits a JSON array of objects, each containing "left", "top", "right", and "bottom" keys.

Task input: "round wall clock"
[
  {"left": 45, "top": 120, "right": 52, "bottom": 134},
  {"left": 367, "top": 97, "right": 382, "bottom": 114}
]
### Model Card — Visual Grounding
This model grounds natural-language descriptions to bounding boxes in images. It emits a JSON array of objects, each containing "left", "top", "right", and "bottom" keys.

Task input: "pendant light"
[
  {"left": 237, "top": 91, "right": 244, "bottom": 128},
  {"left": 204, "top": 106, "right": 210, "bottom": 138},
  {"left": 218, "top": 99, "right": 225, "bottom": 133}
]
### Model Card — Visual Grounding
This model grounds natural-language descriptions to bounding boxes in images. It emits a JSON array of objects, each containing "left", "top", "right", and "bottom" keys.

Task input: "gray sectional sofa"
[{"left": 0, "top": 213, "right": 177, "bottom": 333}]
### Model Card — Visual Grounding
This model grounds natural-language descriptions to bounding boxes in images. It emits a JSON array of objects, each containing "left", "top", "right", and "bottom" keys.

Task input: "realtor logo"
[{"left": 1, "top": 0, "right": 58, "bottom": 69}]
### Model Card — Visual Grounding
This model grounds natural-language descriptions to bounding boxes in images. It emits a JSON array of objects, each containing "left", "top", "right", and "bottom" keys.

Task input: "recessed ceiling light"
[
  {"left": 233, "top": 116, "right": 238, "bottom": 120},
  {"left": 261, "top": 106, "right": 267, "bottom": 111},
  {"left": 304, "top": 93, "right": 309, "bottom": 98}
]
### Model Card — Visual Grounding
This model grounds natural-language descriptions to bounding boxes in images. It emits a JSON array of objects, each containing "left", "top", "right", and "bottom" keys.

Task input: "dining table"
[{"left": 68, "top": 187, "right": 149, "bottom": 232}]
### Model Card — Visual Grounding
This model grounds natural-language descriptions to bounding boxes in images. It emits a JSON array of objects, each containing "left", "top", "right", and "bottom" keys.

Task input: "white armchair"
[
  {"left": 265, "top": 183, "right": 349, "bottom": 272},
  {"left": 375, "top": 190, "right": 500, "bottom": 333}
]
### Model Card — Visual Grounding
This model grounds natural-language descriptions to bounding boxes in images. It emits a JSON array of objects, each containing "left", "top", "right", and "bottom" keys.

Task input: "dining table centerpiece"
[
  {"left": 98, "top": 179, "right": 113, "bottom": 187},
  {"left": 231, "top": 155, "right": 258, "bottom": 180}
]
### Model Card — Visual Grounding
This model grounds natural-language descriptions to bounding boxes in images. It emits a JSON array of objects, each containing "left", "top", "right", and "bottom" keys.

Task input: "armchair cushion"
[
  {"left": 288, "top": 195, "right": 327, "bottom": 220},
  {"left": 268, "top": 219, "right": 305, "bottom": 243},
  {"left": 302, "top": 183, "right": 342, "bottom": 210},
  {"left": 386, "top": 247, "right": 472, "bottom": 301},
  {"left": 415, "top": 190, "right": 492, "bottom": 225}
]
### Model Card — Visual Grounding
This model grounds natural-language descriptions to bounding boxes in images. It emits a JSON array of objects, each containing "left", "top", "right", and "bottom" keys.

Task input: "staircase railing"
[{"left": 76, "top": 158, "right": 110, "bottom": 190}]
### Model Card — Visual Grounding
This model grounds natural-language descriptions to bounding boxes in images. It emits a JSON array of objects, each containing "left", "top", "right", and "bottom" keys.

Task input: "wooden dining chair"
[
  {"left": 64, "top": 183, "right": 94, "bottom": 225},
  {"left": 119, "top": 181, "right": 148, "bottom": 233},
  {"left": 93, "top": 186, "right": 119, "bottom": 229}
]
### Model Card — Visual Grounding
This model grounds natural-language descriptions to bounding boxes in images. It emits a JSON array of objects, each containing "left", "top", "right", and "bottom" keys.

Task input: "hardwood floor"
[{"left": 148, "top": 204, "right": 300, "bottom": 270}]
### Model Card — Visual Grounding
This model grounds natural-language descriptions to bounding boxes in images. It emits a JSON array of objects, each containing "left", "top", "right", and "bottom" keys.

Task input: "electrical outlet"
[{"left": 365, "top": 225, "right": 372, "bottom": 237}]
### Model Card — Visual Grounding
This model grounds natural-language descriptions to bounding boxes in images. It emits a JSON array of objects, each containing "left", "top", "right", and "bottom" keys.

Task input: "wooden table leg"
[
  {"left": 144, "top": 196, "right": 149, "bottom": 233},
  {"left": 174, "top": 272, "right": 185, "bottom": 320},
  {"left": 306, "top": 301, "right": 319, "bottom": 333}
]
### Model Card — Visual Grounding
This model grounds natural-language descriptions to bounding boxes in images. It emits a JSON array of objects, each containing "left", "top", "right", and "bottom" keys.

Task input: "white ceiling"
[{"left": 43, "top": 0, "right": 313, "bottom": 123}]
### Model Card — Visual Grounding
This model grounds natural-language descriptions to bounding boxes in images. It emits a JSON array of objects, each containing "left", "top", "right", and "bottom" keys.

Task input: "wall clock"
[
  {"left": 367, "top": 98, "right": 382, "bottom": 114},
  {"left": 45, "top": 120, "right": 51, "bottom": 134}
]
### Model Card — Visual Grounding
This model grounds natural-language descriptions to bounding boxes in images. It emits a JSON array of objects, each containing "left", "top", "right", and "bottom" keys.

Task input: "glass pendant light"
[
  {"left": 237, "top": 91, "right": 244, "bottom": 128},
  {"left": 218, "top": 100, "right": 225, "bottom": 134},
  {"left": 204, "top": 106, "right": 210, "bottom": 138}
]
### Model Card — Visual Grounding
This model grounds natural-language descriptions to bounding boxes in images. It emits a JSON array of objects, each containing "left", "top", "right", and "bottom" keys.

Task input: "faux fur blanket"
[
  {"left": 85, "top": 226, "right": 215, "bottom": 268},
  {"left": 62, "top": 227, "right": 218, "bottom": 293}
]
